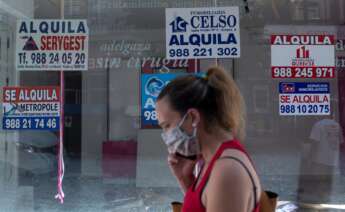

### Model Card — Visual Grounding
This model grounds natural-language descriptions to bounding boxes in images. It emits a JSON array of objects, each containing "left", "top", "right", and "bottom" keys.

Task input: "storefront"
[{"left": 0, "top": 0, "right": 344, "bottom": 211}]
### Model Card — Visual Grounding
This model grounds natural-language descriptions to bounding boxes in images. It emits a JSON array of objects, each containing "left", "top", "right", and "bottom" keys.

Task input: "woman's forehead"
[
  {"left": 156, "top": 99, "right": 179, "bottom": 120},
  {"left": 156, "top": 99, "right": 171, "bottom": 116}
]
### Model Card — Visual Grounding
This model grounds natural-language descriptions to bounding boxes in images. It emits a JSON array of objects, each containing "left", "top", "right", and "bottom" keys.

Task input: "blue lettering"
[
  {"left": 170, "top": 33, "right": 237, "bottom": 46},
  {"left": 213, "top": 34, "right": 217, "bottom": 44},
  {"left": 227, "top": 15, "right": 237, "bottom": 27},
  {"left": 68, "top": 22, "right": 75, "bottom": 33},
  {"left": 51, "top": 21, "right": 59, "bottom": 33},
  {"left": 217, "top": 34, "right": 224, "bottom": 44},
  {"left": 77, "top": 22, "right": 86, "bottom": 33},
  {"left": 227, "top": 33, "right": 237, "bottom": 44},
  {"left": 39, "top": 22, "right": 49, "bottom": 33},
  {"left": 190, "top": 34, "right": 201, "bottom": 46},
  {"left": 191, "top": 16, "right": 200, "bottom": 28},
  {"left": 200, "top": 16, "right": 209, "bottom": 28},
  {"left": 61, "top": 22, "right": 65, "bottom": 33},
  {"left": 179, "top": 35, "right": 188, "bottom": 45},
  {"left": 29, "top": 22, "right": 37, "bottom": 33},
  {"left": 19, "top": 22, "right": 28, "bottom": 33},
  {"left": 169, "top": 35, "right": 180, "bottom": 46},
  {"left": 218, "top": 15, "right": 227, "bottom": 28},
  {"left": 201, "top": 34, "right": 212, "bottom": 45},
  {"left": 219, "top": 34, "right": 227, "bottom": 44},
  {"left": 19, "top": 21, "right": 87, "bottom": 34},
  {"left": 210, "top": 16, "right": 218, "bottom": 28},
  {"left": 189, "top": 15, "right": 237, "bottom": 29}
]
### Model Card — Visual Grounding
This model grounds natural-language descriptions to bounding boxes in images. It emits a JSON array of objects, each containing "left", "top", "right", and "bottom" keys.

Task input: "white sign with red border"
[{"left": 271, "top": 35, "right": 335, "bottom": 78}]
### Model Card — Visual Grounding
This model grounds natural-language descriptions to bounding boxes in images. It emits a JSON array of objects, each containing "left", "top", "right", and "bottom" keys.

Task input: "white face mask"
[{"left": 161, "top": 113, "right": 199, "bottom": 157}]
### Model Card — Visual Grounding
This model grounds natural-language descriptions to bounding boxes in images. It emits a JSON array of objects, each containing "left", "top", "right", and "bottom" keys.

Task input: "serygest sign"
[
  {"left": 16, "top": 19, "right": 89, "bottom": 71},
  {"left": 166, "top": 7, "right": 240, "bottom": 59}
]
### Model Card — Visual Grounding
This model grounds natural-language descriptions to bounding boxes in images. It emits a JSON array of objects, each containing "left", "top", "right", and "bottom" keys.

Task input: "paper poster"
[
  {"left": 16, "top": 19, "right": 89, "bottom": 71},
  {"left": 279, "top": 82, "right": 330, "bottom": 116},
  {"left": 166, "top": 7, "right": 240, "bottom": 59},
  {"left": 141, "top": 73, "right": 182, "bottom": 128},
  {"left": 3, "top": 87, "right": 60, "bottom": 130},
  {"left": 271, "top": 35, "right": 335, "bottom": 78}
]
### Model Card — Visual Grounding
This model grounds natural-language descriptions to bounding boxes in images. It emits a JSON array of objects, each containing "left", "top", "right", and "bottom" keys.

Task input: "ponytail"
[{"left": 206, "top": 67, "right": 246, "bottom": 140}]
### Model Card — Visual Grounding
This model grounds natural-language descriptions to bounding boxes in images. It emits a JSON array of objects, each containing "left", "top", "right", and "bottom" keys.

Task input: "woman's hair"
[{"left": 157, "top": 66, "right": 246, "bottom": 140}]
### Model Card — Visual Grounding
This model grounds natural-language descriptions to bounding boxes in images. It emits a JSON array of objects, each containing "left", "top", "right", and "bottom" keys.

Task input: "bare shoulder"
[
  {"left": 203, "top": 149, "right": 262, "bottom": 211},
  {"left": 205, "top": 148, "right": 262, "bottom": 206},
  {"left": 217, "top": 149, "right": 261, "bottom": 189},
  {"left": 210, "top": 151, "right": 253, "bottom": 183}
]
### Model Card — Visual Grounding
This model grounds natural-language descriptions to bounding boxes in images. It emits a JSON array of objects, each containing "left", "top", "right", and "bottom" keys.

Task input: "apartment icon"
[
  {"left": 169, "top": 16, "right": 188, "bottom": 33},
  {"left": 296, "top": 46, "right": 310, "bottom": 58}
]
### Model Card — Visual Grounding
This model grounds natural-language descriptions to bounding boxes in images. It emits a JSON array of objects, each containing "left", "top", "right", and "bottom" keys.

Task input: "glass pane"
[{"left": 0, "top": 0, "right": 344, "bottom": 211}]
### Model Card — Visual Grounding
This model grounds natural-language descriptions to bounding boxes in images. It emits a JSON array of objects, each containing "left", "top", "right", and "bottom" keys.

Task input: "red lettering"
[
  {"left": 292, "top": 96, "right": 299, "bottom": 103},
  {"left": 303, "top": 96, "right": 310, "bottom": 103},
  {"left": 40, "top": 36, "right": 47, "bottom": 50},
  {"left": 79, "top": 36, "right": 86, "bottom": 50},
  {"left": 63, "top": 36, "right": 68, "bottom": 50},
  {"left": 52, "top": 36, "right": 57, "bottom": 50},
  {"left": 70, "top": 36, "right": 75, "bottom": 50},
  {"left": 57, "top": 36, "right": 63, "bottom": 50},
  {"left": 45, "top": 36, "right": 50, "bottom": 50},
  {"left": 280, "top": 95, "right": 291, "bottom": 103},
  {"left": 291, "top": 95, "right": 326, "bottom": 103},
  {"left": 74, "top": 37, "right": 80, "bottom": 50},
  {"left": 39, "top": 36, "right": 86, "bottom": 51}
]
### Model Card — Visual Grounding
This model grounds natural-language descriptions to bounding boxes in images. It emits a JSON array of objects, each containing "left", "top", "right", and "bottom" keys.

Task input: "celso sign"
[{"left": 166, "top": 7, "right": 240, "bottom": 59}]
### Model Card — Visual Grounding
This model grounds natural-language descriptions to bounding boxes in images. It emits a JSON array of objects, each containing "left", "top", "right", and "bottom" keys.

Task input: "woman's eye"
[{"left": 162, "top": 124, "right": 170, "bottom": 132}]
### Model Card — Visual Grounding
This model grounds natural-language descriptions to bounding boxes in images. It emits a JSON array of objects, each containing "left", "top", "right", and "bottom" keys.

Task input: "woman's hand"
[{"left": 167, "top": 153, "right": 197, "bottom": 193}]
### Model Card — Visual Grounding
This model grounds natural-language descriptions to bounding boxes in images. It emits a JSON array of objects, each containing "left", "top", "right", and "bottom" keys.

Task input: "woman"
[{"left": 156, "top": 67, "right": 262, "bottom": 212}]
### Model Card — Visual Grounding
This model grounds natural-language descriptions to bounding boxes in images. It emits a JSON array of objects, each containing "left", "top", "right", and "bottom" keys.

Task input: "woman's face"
[
  {"left": 156, "top": 97, "right": 196, "bottom": 134},
  {"left": 156, "top": 98, "right": 182, "bottom": 133},
  {"left": 156, "top": 97, "right": 201, "bottom": 157}
]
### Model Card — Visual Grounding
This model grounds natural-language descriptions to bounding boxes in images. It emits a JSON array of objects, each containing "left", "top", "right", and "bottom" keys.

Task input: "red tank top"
[{"left": 182, "top": 139, "right": 260, "bottom": 212}]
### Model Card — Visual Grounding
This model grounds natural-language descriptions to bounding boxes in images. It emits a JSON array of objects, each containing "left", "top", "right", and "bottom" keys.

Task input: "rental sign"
[
  {"left": 2, "top": 87, "right": 60, "bottom": 130},
  {"left": 271, "top": 35, "right": 335, "bottom": 78},
  {"left": 279, "top": 82, "right": 330, "bottom": 116},
  {"left": 16, "top": 20, "right": 89, "bottom": 71},
  {"left": 166, "top": 7, "right": 240, "bottom": 59}
]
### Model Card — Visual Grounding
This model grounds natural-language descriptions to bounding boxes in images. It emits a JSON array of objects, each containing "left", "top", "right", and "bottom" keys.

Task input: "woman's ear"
[{"left": 188, "top": 108, "right": 200, "bottom": 127}]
